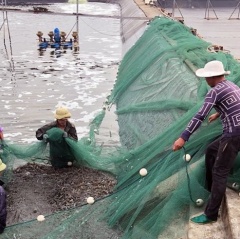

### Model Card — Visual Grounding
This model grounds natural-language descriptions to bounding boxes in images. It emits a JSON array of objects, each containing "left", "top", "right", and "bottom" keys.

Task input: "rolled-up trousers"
[{"left": 204, "top": 135, "right": 240, "bottom": 221}]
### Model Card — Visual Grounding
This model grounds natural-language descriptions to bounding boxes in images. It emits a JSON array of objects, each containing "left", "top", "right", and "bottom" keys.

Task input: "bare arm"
[{"left": 208, "top": 112, "right": 220, "bottom": 123}]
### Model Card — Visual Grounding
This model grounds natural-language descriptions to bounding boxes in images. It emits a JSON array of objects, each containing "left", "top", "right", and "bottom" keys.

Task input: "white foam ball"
[
  {"left": 195, "top": 199, "right": 204, "bottom": 207},
  {"left": 183, "top": 154, "right": 191, "bottom": 162},
  {"left": 139, "top": 168, "right": 147, "bottom": 176},
  {"left": 37, "top": 215, "right": 45, "bottom": 222},
  {"left": 67, "top": 162, "right": 72, "bottom": 166},
  {"left": 232, "top": 182, "right": 240, "bottom": 190},
  {"left": 87, "top": 197, "right": 95, "bottom": 204},
  {"left": 87, "top": 138, "right": 91, "bottom": 143}
]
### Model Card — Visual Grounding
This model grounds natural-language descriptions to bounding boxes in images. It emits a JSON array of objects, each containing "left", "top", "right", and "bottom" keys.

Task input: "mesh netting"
[{"left": 2, "top": 16, "right": 240, "bottom": 238}]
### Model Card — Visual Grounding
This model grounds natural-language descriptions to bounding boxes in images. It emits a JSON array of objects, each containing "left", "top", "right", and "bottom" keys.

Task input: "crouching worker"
[
  {"left": 36, "top": 107, "right": 78, "bottom": 141},
  {"left": 0, "top": 159, "right": 7, "bottom": 234},
  {"left": 36, "top": 107, "right": 78, "bottom": 168}
]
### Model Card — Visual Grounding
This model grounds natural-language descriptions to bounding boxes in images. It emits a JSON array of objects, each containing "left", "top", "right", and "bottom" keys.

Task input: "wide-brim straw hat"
[
  {"left": 54, "top": 107, "right": 71, "bottom": 120},
  {"left": 196, "top": 60, "right": 230, "bottom": 78},
  {"left": 0, "top": 159, "right": 6, "bottom": 172}
]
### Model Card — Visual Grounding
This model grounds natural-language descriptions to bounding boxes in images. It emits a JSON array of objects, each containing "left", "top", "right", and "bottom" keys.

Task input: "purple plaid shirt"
[{"left": 181, "top": 80, "right": 240, "bottom": 141}]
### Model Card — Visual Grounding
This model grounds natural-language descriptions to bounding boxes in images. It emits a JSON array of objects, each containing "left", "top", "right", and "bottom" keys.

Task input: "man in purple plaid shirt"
[{"left": 173, "top": 60, "right": 240, "bottom": 224}]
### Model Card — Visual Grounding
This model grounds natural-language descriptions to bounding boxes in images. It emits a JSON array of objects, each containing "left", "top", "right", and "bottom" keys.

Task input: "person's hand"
[
  {"left": 43, "top": 134, "right": 49, "bottom": 143},
  {"left": 62, "top": 132, "right": 68, "bottom": 138},
  {"left": 173, "top": 138, "right": 185, "bottom": 151},
  {"left": 0, "top": 132, "right": 3, "bottom": 140},
  {"left": 208, "top": 112, "right": 220, "bottom": 123}
]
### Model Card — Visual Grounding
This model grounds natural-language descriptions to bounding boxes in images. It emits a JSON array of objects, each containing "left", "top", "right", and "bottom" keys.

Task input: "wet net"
[{"left": 2, "top": 16, "right": 240, "bottom": 239}]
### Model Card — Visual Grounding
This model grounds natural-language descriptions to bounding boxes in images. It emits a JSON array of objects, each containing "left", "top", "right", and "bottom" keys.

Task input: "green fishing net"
[{"left": 2, "top": 16, "right": 240, "bottom": 239}]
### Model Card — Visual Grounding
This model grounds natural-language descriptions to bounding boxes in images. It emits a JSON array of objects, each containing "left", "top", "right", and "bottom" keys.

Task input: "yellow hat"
[
  {"left": 0, "top": 159, "right": 6, "bottom": 172},
  {"left": 54, "top": 107, "right": 71, "bottom": 120}
]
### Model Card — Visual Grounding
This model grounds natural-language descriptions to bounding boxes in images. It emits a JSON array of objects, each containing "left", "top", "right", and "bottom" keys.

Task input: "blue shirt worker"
[{"left": 173, "top": 60, "right": 240, "bottom": 224}]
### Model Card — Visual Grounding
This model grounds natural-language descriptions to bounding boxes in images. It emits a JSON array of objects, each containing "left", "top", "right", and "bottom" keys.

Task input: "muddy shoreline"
[{"left": 6, "top": 163, "right": 117, "bottom": 226}]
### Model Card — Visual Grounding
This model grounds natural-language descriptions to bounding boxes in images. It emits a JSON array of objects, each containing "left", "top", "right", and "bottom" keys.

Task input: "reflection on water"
[
  {"left": 38, "top": 47, "right": 78, "bottom": 58},
  {"left": 0, "top": 2, "right": 121, "bottom": 143}
]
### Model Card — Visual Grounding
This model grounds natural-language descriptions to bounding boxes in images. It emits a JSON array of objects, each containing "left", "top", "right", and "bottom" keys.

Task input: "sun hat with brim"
[
  {"left": 196, "top": 60, "right": 230, "bottom": 78},
  {"left": 0, "top": 159, "right": 6, "bottom": 172},
  {"left": 54, "top": 107, "right": 71, "bottom": 120}
]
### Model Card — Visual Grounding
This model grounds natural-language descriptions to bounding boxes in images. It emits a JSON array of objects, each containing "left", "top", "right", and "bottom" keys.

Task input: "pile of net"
[{"left": 2, "top": 16, "right": 240, "bottom": 239}]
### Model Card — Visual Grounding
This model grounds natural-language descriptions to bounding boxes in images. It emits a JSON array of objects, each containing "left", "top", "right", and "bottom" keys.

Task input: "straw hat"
[
  {"left": 196, "top": 60, "right": 230, "bottom": 78},
  {"left": 54, "top": 107, "right": 71, "bottom": 120},
  {"left": 0, "top": 159, "right": 6, "bottom": 172}
]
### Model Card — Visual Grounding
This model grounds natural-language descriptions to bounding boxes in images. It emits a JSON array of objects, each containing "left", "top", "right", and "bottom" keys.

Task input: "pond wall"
[{"left": 111, "top": 0, "right": 148, "bottom": 55}]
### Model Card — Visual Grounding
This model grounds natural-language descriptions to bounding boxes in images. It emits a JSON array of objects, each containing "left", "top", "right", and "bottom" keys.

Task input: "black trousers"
[{"left": 204, "top": 135, "right": 240, "bottom": 220}]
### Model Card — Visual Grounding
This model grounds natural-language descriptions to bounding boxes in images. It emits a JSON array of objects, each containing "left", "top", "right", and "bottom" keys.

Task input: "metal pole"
[
  {"left": 77, "top": 0, "right": 79, "bottom": 42},
  {"left": 204, "top": 0, "right": 209, "bottom": 19},
  {"left": 228, "top": 1, "right": 240, "bottom": 20},
  {"left": 172, "top": 0, "right": 175, "bottom": 17}
]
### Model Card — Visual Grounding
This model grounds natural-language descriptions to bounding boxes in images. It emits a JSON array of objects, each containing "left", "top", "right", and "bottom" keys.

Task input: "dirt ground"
[{"left": 5, "top": 163, "right": 117, "bottom": 225}]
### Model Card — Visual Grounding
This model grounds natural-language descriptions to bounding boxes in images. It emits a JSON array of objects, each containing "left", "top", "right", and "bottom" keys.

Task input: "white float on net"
[
  {"left": 37, "top": 215, "right": 45, "bottom": 222},
  {"left": 139, "top": 168, "right": 148, "bottom": 176},
  {"left": 183, "top": 154, "right": 191, "bottom": 162},
  {"left": 87, "top": 197, "right": 95, "bottom": 205}
]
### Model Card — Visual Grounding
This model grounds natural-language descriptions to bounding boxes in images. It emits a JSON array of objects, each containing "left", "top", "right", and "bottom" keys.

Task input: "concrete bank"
[
  {"left": 111, "top": 0, "right": 149, "bottom": 55},
  {"left": 134, "top": 1, "right": 240, "bottom": 59}
]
